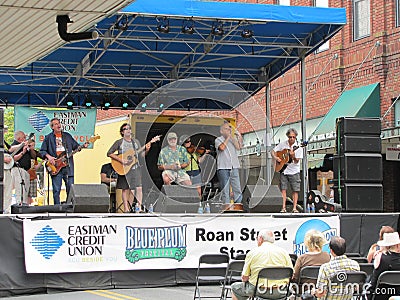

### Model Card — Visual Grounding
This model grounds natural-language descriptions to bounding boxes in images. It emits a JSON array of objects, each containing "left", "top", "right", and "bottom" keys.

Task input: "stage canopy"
[{"left": 0, "top": 0, "right": 346, "bottom": 110}]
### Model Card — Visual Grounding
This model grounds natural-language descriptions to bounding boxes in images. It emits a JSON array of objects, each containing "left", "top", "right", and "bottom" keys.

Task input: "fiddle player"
[
  {"left": 215, "top": 121, "right": 243, "bottom": 206},
  {"left": 180, "top": 135, "right": 210, "bottom": 197},
  {"left": 271, "top": 128, "right": 303, "bottom": 213}
]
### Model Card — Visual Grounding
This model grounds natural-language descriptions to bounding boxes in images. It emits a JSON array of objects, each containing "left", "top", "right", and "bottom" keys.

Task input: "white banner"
[{"left": 23, "top": 215, "right": 339, "bottom": 273}]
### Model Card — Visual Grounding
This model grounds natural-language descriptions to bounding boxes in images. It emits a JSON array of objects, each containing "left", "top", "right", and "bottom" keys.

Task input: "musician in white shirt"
[{"left": 271, "top": 128, "right": 303, "bottom": 213}]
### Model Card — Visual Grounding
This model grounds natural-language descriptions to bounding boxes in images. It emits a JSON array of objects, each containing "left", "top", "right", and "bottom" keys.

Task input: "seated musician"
[
  {"left": 100, "top": 163, "right": 118, "bottom": 212},
  {"left": 157, "top": 132, "right": 192, "bottom": 187},
  {"left": 271, "top": 128, "right": 303, "bottom": 213}
]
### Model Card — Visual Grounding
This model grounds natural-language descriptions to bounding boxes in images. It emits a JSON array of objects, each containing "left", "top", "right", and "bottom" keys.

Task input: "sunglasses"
[
  {"left": 288, "top": 136, "right": 296, "bottom": 139},
  {"left": 184, "top": 140, "right": 191, "bottom": 143},
  {"left": 122, "top": 127, "right": 131, "bottom": 131}
]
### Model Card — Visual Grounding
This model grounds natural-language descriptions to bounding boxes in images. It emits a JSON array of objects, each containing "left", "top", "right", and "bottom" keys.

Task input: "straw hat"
[{"left": 377, "top": 232, "right": 400, "bottom": 247}]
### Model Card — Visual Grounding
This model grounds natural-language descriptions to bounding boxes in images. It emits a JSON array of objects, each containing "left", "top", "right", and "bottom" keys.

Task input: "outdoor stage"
[{"left": 0, "top": 211, "right": 398, "bottom": 297}]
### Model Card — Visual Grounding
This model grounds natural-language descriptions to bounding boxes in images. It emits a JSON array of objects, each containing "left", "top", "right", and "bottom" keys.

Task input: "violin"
[{"left": 186, "top": 145, "right": 206, "bottom": 155}]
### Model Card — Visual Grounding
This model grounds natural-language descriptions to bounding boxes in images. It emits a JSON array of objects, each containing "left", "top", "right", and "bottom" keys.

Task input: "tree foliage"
[{"left": 4, "top": 107, "right": 14, "bottom": 146}]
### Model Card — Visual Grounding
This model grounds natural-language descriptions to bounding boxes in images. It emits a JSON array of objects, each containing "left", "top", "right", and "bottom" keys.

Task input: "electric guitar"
[
  {"left": 45, "top": 135, "right": 100, "bottom": 175},
  {"left": 274, "top": 141, "right": 307, "bottom": 172},
  {"left": 111, "top": 135, "right": 161, "bottom": 175},
  {"left": 4, "top": 133, "right": 35, "bottom": 170}
]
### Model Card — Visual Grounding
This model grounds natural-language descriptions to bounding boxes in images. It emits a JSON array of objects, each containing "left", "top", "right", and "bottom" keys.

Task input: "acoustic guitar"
[
  {"left": 45, "top": 135, "right": 100, "bottom": 175},
  {"left": 274, "top": 141, "right": 307, "bottom": 172},
  {"left": 4, "top": 133, "right": 35, "bottom": 170},
  {"left": 111, "top": 135, "right": 161, "bottom": 175}
]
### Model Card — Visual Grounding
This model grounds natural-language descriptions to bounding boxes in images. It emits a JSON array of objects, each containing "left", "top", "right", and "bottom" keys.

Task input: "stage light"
[
  {"left": 84, "top": 94, "right": 93, "bottom": 108},
  {"left": 140, "top": 103, "right": 147, "bottom": 112},
  {"left": 211, "top": 22, "right": 224, "bottom": 36},
  {"left": 157, "top": 17, "right": 170, "bottom": 34},
  {"left": 120, "top": 96, "right": 129, "bottom": 110},
  {"left": 157, "top": 103, "right": 164, "bottom": 112},
  {"left": 241, "top": 29, "right": 254, "bottom": 39},
  {"left": 116, "top": 15, "right": 128, "bottom": 31},
  {"left": 182, "top": 20, "right": 194, "bottom": 34},
  {"left": 102, "top": 95, "right": 112, "bottom": 110},
  {"left": 66, "top": 95, "right": 75, "bottom": 110}
]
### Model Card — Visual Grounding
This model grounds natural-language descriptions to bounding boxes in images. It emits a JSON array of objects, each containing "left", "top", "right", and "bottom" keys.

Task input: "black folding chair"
[
  {"left": 351, "top": 257, "right": 369, "bottom": 264},
  {"left": 327, "top": 271, "right": 367, "bottom": 300},
  {"left": 371, "top": 270, "right": 400, "bottom": 300},
  {"left": 345, "top": 252, "right": 362, "bottom": 258},
  {"left": 251, "top": 267, "right": 293, "bottom": 299},
  {"left": 359, "top": 263, "right": 374, "bottom": 277},
  {"left": 289, "top": 254, "right": 298, "bottom": 267},
  {"left": 220, "top": 260, "right": 245, "bottom": 300},
  {"left": 235, "top": 253, "right": 247, "bottom": 260},
  {"left": 295, "top": 266, "right": 320, "bottom": 296},
  {"left": 194, "top": 254, "right": 229, "bottom": 300}
]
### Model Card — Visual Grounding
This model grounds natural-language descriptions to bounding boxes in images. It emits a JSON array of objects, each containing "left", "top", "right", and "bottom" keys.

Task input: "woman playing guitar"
[{"left": 107, "top": 123, "right": 160, "bottom": 213}]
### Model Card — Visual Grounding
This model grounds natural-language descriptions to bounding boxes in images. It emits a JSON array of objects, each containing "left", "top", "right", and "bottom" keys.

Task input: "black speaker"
[
  {"left": 0, "top": 182, "right": 3, "bottom": 213},
  {"left": 67, "top": 184, "right": 110, "bottom": 213},
  {"left": 333, "top": 183, "right": 383, "bottom": 212},
  {"left": 155, "top": 185, "right": 200, "bottom": 213},
  {"left": 333, "top": 153, "right": 382, "bottom": 182},
  {"left": 0, "top": 148, "right": 3, "bottom": 180},
  {"left": 336, "top": 117, "right": 381, "bottom": 136},
  {"left": 11, "top": 203, "right": 73, "bottom": 214},
  {"left": 337, "top": 135, "right": 381, "bottom": 153},
  {"left": 243, "top": 185, "right": 282, "bottom": 213}
]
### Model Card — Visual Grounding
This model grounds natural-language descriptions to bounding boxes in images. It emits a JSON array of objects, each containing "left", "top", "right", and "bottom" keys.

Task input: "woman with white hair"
[{"left": 292, "top": 230, "right": 330, "bottom": 283}]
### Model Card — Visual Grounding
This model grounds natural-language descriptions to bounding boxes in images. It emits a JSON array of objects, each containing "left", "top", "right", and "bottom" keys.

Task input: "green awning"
[{"left": 312, "top": 83, "right": 380, "bottom": 137}]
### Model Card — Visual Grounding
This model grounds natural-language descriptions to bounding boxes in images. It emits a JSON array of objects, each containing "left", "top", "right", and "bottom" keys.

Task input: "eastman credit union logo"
[{"left": 125, "top": 225, "right": 187, "bottom": 264}]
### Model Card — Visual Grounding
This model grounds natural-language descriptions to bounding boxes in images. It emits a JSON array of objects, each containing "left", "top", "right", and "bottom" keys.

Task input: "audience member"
[
  {"left": 368, "top": 232, "right": 400, "bottom": 300},
  {"left": 367, "top": 225, "right": 395, "bottom": 264},
  {"left": 231, "top": 229, "right": 292, "bottom": 300},
  {"left": 292, "top": 230, "right": 330, "bottom": 284},
  {"left": 313, "top": 236, "right": 360, "bottom": 300}
]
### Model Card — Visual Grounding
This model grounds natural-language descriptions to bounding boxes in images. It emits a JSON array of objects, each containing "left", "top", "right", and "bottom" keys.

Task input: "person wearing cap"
[
  {"left": 157, "top": 132, "right": 192, "bottom": 186},
  {"left": 367, "top": 225, "right": 395, "bottom": 264},
  {"left": 368, "top": 232, "right": 400, "bottom": 300},
  {"left": 107, "top": 123, "right": 151, "bottom": 213}
]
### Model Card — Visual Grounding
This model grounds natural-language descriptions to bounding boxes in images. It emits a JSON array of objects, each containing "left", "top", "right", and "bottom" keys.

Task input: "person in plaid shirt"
[{"left": 313, "top": 236, "right": 360, "bottom": 299}]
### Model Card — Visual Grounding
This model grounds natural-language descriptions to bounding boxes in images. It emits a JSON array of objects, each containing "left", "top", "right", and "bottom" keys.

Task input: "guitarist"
[
  {"left": 8, "top": 131, "right": 37, "bottom": 204},
  {"left": 40, "top": 118, "right": 88, "bottom": 205},
  {"left": 271, "top": 128, "right": 303, "bottom": 213},
  {"left": 107, "top": 123, "right": 151, "bottom": 213}
]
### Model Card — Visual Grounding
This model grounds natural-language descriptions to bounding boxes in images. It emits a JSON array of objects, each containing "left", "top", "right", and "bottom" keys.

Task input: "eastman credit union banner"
[
  {"left": 23, "top": 215, "right": 339, "bottom": 273},
  {"left": 15, "top": 107, "right": 97, "bottom": 148}
]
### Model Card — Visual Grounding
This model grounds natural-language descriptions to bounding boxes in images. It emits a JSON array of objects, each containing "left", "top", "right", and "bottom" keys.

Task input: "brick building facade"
[{"left": 232, "top": 0, "right": 400, "bottom": 212}]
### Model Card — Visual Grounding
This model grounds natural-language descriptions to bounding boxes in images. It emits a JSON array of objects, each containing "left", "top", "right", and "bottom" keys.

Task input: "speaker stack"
[
  {"left": 155, "top": 185, "right": 200, "bottom": 213},
  {"left": 333, "top": 117, "right": 383, "bottom": 212}
]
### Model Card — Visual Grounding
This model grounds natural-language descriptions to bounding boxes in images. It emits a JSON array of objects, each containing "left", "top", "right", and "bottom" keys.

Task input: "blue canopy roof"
[{"left": 0, "top": 0, "right": 346, "bottom": 110}]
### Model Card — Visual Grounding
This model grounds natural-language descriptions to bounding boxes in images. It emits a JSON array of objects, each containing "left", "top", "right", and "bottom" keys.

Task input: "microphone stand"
[{"left": 14, "top": 162, "right": 26, "bottom": 205}]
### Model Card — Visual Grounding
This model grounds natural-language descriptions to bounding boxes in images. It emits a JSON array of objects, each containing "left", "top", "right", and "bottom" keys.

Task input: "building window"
[
  {"left": 396, "top": 0, "right": 400, "bottom": 27},
  {"left": 276, "top": 0, "right": 290, "bottom": 5},
  {"left": 395, "top": 99, "right": 400, "bottom": 127},
  {"left": 314, "top": 0, "right": 330, "bottom": 52},
  {"left": 353, "top": 0, "right": 370, "bottom": 40}
]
